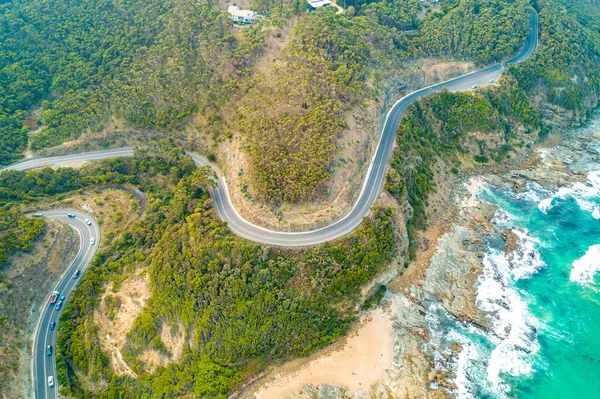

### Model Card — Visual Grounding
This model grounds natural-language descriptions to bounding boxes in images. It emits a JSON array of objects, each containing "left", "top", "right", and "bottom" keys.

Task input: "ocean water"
[{"left": 426, "top": 125, "right": 600, "bottom": 398}]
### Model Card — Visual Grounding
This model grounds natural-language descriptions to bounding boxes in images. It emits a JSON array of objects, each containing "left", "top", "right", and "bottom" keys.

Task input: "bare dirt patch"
[
  {"left": 0, "top": 219, "right": 78, "bottom": 399},
  {"left": 95, "top": 273, "right": 152, "bottom": 377}
]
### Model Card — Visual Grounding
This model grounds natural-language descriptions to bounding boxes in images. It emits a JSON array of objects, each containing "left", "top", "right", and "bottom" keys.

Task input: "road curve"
[
  {"left": 3, "top": 11, "right": 538, "bottom": 247},
  {"left": 31, "top": 210, "right": 100, "bottom": 399}
]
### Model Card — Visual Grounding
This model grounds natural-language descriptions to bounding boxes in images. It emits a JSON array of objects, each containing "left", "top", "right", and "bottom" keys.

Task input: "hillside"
[{"left": 1, "top": 0, "right": 600, "bottom": 397}]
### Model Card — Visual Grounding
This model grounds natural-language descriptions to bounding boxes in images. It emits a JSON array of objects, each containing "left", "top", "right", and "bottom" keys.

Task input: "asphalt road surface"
[
  {"left": 6, "top": 10, "right": 539, "bottom": 399},
  {"left": 1, "top": 10, "right": 538, "bottom": 247},
  {"left": 31, "top": 210, "right": 100, "bottom": 399}
]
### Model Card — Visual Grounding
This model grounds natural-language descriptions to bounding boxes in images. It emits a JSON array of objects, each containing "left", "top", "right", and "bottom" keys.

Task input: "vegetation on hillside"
[
  {"left": 0, "top": 210, "right": 45, "bottom": 269},
  {"left": 238, "top": 10, "right": 396, "bottom": 203},
  {"left": 415, "top": 0, "right": 531, "bottom": 64},
  {"left": 360, "top": 0, "right": 420, "bottom": 31},
  {"left": 387, "top": 78, "right": 540, "bottom": 259},
  {"left": 0, "top": 0, "right": 266, "bottom": 164},
  {"left": 0, "top": 143, "right": 399, "bottom": 397},
  {"left": 509, "top": 0, "right": 600, "bottom": 119}
]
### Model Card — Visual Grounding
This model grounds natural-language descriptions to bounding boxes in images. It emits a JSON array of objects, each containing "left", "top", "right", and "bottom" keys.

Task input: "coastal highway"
[
  {"left": 4, "top": 9, "right": 538, "bottom": 398},
  {"left": 31, "top": 210, "right": 100, "bottom": 399},
  {"left": 2, "top": 11, "right": 538, "bottom": 247}
]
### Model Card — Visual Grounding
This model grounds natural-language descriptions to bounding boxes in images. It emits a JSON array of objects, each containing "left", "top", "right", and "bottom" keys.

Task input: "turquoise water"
[
  {"left": 486, "top": 178, "right": 600, "bottom": 399},
  {"left": 427, "top": 132, "right": 600, "bottom": 398}
]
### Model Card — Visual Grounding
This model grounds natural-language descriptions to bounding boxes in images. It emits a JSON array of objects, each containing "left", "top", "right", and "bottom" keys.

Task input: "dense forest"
[
  {"left": 510, "top": 0, "right": 600, "bottom": 119},
  {"left": 387, "top": 78, "right": 540, "bottom": 258},
  {"left": 415, "top": 0, "right": 531, "bottom": 64},
  {"left": 0, "top": 0, "right": 267, "bottom": 164},
  {"left": 1, "top": 0, "right": 600, "bottom": 396},
  {"left": 0, "top": 147, "right": 398, "bottom": 397}
]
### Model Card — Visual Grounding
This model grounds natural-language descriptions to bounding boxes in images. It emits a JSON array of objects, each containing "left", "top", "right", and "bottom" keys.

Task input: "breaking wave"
[
  {"left": 570, "top": 244, "right": 600, "bottom": 289},
  {"left": 538, "top": 170, "right": 600, "bottom": 217},
  {"left": 425, "top": 229, "right": 544, "bottom": 398}
]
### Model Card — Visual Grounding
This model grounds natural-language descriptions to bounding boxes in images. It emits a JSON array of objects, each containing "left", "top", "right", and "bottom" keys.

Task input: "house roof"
[
  {"left": 307, "top": 0, "right": 331, "bottom": 7},
  {"left": 228, "top": 5, "right": 256, "bottom": 18}
]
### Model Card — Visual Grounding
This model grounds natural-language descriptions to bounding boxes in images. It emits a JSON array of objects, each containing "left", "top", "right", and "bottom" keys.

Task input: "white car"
[
  {"left": 489, "top": 79, "right": 495, "bottom": 83},
  {"left": 47, "top": 376, "right": 54, "bottom": 387},
  {"left": 84, "top": 218, "right": 92, "bottom": 225},
  {"left": 472, "top": 84, "right": 478, "bottom": 89},
  {"left": 90, "top": 238, "right": 96, "bottom": 245}
]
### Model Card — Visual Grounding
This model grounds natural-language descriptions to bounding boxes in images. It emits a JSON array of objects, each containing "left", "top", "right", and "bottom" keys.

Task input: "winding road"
[
  {"left": 30, "top": 210, "right": 100, "bottom": 399},
  {"left": 0, "top": 10, "right": 538, "bottom": 398},
  {"left": 3, "top": 11, "right": 538, "bottom": 248}
]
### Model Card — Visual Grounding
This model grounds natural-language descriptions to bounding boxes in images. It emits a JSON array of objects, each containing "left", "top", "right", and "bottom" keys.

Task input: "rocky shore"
[{"left": 244, "top": 116, "right": 600, "bottom": 399}]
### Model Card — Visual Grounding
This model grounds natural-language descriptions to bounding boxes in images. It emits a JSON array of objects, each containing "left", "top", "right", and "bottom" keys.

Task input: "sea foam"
[
  {"left": 538, "top": 170, "right": 600, "bottom": 217},
  {"left": 570, "top": 244, "right": 600, "bottom": 289},
  {"left": 475, "top": 247, "right": 541, "bottom": 396}
]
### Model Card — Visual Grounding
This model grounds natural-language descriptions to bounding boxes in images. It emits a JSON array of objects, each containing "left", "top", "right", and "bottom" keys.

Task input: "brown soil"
[
  {"left": 0, "top": 219, "right": 78, "bottom": 399},
  {"left": 95, "top": 273, "right": 152, "bottom": 377}
]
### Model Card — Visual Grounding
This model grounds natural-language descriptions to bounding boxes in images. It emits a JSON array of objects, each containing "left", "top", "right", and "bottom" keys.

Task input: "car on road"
[
  {"left": 489, "top": 79, "right": 495, "bottom": 83},
  {"left": 47, "top": 376, "right": 54, "bottom": 387},
  {"left": 59, "top": 295, "right": 65, "bottom": 301},
  {"left": 90, "top": 238, "right": 96, "bottom": 245},
  {"left": 34, "top": 213, "right": 43, "bottom": 217},
  {"left": 55, "top": 301, "right": 63, "bottom": 311},
  {"left": 73, "top": 270, "right": 80, "bottom": 279},
  {"left": 472, "top": 84, "right": 478, "bottom": 89},
  {"left": 50, "top": 321, "right": 56, "bottom": 330},
  {"left": 67, "top": 213, "right": 76, "bottom": 218},
  {"left": 47, "top": 345, "right": 52, "bottom": 356},
  {"left": 84, "top": 218, "right": 92, "bottom": 225}
]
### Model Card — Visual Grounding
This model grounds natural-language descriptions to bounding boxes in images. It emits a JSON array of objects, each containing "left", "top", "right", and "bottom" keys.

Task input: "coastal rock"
[
  {"left": 512, "top": 178, "right": 527, "bottom": 193},
  {"left": 301, "top": 384, "right": 318, "bottom": 398},
  {"left": 502, "top": 229, "right": 520, "bottom": 255},
  {"left": 316, "top": 385, "right": 343, "bottom": 399}
]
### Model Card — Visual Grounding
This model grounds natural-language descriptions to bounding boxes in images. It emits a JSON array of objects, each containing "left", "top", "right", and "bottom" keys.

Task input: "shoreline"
[{"left": 239, "top": 117, "right": 581, "bottom": 398}]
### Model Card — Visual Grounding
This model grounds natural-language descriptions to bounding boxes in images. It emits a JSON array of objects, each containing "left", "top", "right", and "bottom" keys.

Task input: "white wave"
[
  {"left": 512, "top": 181, "right": 550, "bottom": 203},
  {"left": 570, "top": 244, "right": 600, "bottom": 289},
  {"left": 538, "top": 197, "right": 553, "bottom": 214},
  {"left": 575, "top": 198, "right": 600, "bottom": 220},
  {"left": 508, "top": 229, "right": 546, "bottom": 281},
  {"left": 475, "top": 249, "right": 541, "bottom": 396},
  {"left": 538, "top": 170, "right": 600, "bottom": 217},
  {"left": 424, "top": 234, "right": 543, "bottom": 399}
]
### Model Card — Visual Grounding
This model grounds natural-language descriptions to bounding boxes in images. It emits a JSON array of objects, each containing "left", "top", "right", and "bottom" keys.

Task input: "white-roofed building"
[
  {"left": 307, "top": 0, "right": 331, "bottom": 9},
  {"left": 227, "top": 5, "right": 257, "bottom": 24}
]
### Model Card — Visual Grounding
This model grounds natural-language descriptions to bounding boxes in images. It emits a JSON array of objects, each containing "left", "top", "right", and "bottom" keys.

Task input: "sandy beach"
[{"left": 253, "top": 305, "right": 397, "bottom": 398}]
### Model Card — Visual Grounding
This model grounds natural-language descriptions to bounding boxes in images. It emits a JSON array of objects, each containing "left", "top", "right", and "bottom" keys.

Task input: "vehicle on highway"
[
  {"left": 59, "top": 295, "right": 65, "bottom": 301},
  {"left": 47, "top": 376, "right": 54, "bottom": 387},
  {"left": 55, "top": 301, "right": 63, "bottom": 311},
  {"left": 34, "top": 213, "right": 43, "bottom": 217},
  {"left": 489, "top": 79, "right": 495, "bottom": 83},
  {"left": 73, "top": 270, "right": 80, "bottom": 279},
  {"left": 49, "top": 291, "right": 59, "bottom": 304},
  {"left": 68, "top": 213, "right": 76, "bottom": 218},
  {"left": 47, "top": 345, "right": 52, "bottom": 356},
  {"left": 90, "top": 238, "right": 96, "bottom": 245},
  {"left": 472, "top": 84, "right": 478, "bottom": 89},
  {"left": 50, "top": 321, "right": 56, "bottom": 330},
  {"left": 84, "top": 218, "right": 92, "bottom": 225}
]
